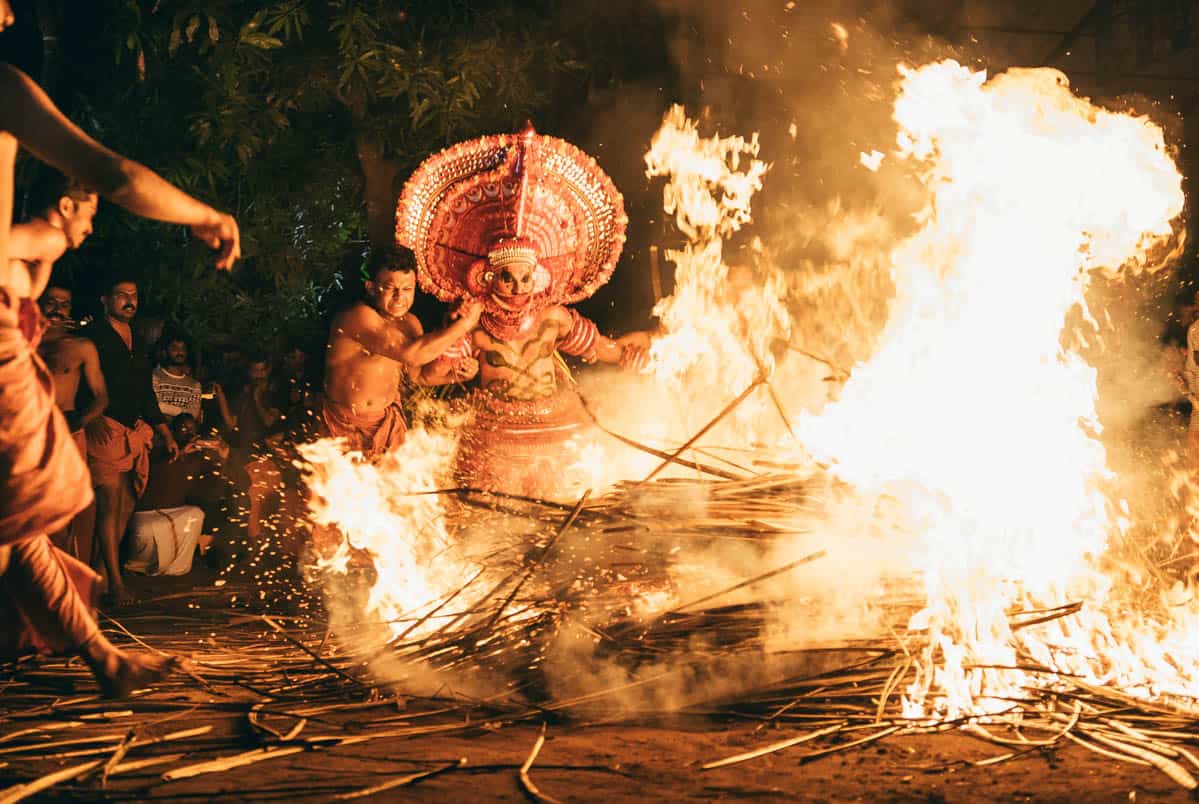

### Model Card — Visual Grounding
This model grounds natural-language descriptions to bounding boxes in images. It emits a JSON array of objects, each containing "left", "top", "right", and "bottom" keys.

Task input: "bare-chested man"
[
  {"left": 322, "top": 248, "right": 481, "bottom": 456},
  {"left": 0, "top": 45, "right": 239, "bottom": 696},
  {"left": 38, "top": 284, "right": 106, "bottom": 563}
]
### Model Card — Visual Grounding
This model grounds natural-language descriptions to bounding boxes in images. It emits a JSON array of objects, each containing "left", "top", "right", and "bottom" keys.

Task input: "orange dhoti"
[
  {"left": 320, "top": 398, "right": 407, "bottom": 458},
  {"left": 0, "top": 316, "right": 101, "bottom": 654},
  {"left": 454, "top": 387, "right": 593, "bottom": 499},
  {"left": 87, "top": 417, "right": 153, "bottom": 497}
]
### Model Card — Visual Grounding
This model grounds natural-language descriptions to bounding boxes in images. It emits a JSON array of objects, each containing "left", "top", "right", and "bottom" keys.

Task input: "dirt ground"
[
  {"left": 0, "top": 568, "right": 1190, "bottom": 803},
  {"left": 126, "top": 724, "right": 1188, "bottom": 803}
]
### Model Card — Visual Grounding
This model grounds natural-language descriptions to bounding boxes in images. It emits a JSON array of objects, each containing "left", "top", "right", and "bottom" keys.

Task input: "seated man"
[{"left": 125, "top": 414, "right": 228, "bottom": 576}]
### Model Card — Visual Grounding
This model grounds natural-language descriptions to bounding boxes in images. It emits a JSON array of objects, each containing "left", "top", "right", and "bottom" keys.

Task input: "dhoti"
[
  {"left": 50, "top": 430, "right": 96, "bottom": 566},
  {"left": 87, "top": 417, "right": 153, "bottom": 497},
  {"left": 454, "top": 387, "right": 593, "bottom": 499},
  {"left": 321, "top": 398, "right": 407, "bottom": 458},
  {"left": 0, "top": 312, "right": 100, "bottom": 654}
]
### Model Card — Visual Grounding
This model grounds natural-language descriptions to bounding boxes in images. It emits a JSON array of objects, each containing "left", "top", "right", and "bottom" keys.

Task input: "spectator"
[
  {"left": 151, "top": 333, "right": 202, "bottom": 422},
  {"left": 126, "top": 414, "right": 229, "bottom": 577},
  {"left": 37, "top": 283, "right": 105, "bottom": 565},
  {"left": 230, "top": 354, "right": 283, "bottom": 451},
  {"left": 80, "top": 276, "right": 175, "bottom": 605}
]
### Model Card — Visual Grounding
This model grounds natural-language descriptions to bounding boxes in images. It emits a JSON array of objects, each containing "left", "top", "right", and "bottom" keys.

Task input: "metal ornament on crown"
[{"left": 395, "top": 122, "right": 628, "bottom": 340}]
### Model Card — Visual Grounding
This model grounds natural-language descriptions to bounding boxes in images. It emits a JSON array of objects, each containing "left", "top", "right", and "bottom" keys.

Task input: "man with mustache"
[
  {"left": 80, "top": 278, "right": 174, "bottom": 606},
  {"left": 37, "top": 283, "right": 106, "bottom": 565},
  {"left": 152, "top": 334, "right": 203, "bottom": 423}
]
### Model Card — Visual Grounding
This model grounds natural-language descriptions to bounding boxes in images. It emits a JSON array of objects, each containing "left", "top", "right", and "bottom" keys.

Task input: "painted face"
[
  {"left": 103, "top": 282, "right": 138, "bottom": 323},
  {"left": 492, "top": 258, "right": 536, "bottom": 298},
  {"left": 366, "top": 268, "right": 416, "bottom": 318},
  {"left": 40, "top": 287, "right": 72, "bottom": 324},
  {"left": 61, "top": 194, "right": 99, "bottom": 249}
]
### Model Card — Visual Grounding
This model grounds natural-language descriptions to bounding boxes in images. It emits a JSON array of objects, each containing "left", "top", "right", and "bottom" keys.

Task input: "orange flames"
[
  {"left": 299, "top": 425, "right": 483, "bottom": 642},
  {"left": 799, "top": 61, "right": 1185, "bottom": 717}
]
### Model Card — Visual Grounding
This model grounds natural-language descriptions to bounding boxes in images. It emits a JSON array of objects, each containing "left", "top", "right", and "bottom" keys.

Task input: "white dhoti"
[{"left": 125, "top": 506, "right": 203, "bottom": 577}]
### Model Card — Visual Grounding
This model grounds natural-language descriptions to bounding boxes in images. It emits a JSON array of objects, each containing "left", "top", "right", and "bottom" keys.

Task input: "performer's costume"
[
  {"left": 0, "top": 292, "right": 101, "bottom": 655},
  {"left": 396, "top": 124, "right": 627, "bottom": 498}
]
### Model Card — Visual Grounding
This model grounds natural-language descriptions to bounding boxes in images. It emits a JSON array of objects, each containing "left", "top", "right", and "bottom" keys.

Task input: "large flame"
[
  {"left": 642, "top": 105, "right": 792, "bottom": 443},
  {"left": 799, "top": 60, "right": 1185, "bottom": 717},
  {"left": 300, "top": 425, "right": 482, "bottom": 642}
]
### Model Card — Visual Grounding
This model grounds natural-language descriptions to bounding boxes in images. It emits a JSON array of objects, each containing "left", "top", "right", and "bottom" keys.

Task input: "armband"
[{"left": 559, "top": 309, "right": 599, "bottom": 362}]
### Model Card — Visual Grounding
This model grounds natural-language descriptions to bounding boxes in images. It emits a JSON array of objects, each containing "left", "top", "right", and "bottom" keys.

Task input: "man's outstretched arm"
[
  {"left": 349, "top": 300, "right": 484, "bottom": 367},
  {"left": 0, "top": 65, "right": 239, "bottom": 269}
]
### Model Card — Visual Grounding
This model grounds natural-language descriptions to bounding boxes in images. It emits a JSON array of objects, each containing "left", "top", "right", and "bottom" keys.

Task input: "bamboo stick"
[{"left": 518, "top": 724, "right": 562, "bottom": 804}]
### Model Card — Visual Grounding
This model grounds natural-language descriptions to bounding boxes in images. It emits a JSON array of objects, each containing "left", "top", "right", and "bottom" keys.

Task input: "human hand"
[
  {"left": 619, "top": 344, "right": 651, "bottom": 372},
  {"left": 453, "top": 356, "right": 480, "bottom": 382},
  {"left": 164, "top": 434, "right": 180, "bottom": 462},
  {"left": 86, "top": 417, "right": 116, "bottom": 446},
  {"left": 453, "top": 298, "right": 484, "bottom": 328},
  {"left": 191, "top": 210, "right": 241, "bottom": 271},
  {"left": 615, "top": 331, "right": 653, "bottom": 372}
]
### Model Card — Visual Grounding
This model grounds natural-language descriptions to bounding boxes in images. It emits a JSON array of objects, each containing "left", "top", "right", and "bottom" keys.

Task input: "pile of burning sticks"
[{"left": 4, "top": 465, "right": 1199, "bottom": 799}]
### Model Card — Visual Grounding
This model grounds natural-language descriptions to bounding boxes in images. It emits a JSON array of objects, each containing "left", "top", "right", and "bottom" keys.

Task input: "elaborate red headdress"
[{"left": 395, "top": 124, "right": 628, "bottom": 309}]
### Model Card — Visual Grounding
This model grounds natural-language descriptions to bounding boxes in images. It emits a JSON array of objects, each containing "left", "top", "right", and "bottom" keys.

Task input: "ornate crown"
[
  {"left": 395, "top": 123, "right": 627, "bottom": 306},
  {"left": 487, "top": 237, "right": 538, "bottom": 268}
]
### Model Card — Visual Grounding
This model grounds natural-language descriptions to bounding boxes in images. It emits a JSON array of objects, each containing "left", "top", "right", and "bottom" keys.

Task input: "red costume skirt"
[{"left": 454, "top": 387, "right": 593, "bottom": 499}]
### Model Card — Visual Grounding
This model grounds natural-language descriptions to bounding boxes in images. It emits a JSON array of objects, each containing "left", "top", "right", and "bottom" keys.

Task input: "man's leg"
[
  {"left": 4, "top": 533, "right": 174, "bottom": 696},
  {"left": 245, "top": 456, "right": 281, "bottom": 540},
  {"left": 94, "top": 475, "right": 133, "bottom": 605}
]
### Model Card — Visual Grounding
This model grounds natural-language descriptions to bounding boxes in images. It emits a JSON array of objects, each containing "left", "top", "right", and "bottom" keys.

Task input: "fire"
[
  {"left": 299, "top": 59, "right": 1195, "bottom": 723},
  {"left": 799, "top": 61, "right": 1185, "bottom": 717},
  {"left": 299, "top": 424, "right": 483, "bottom": 642},
  {"left": 642, "top": 105, "right": 792, "bottom": 444}
]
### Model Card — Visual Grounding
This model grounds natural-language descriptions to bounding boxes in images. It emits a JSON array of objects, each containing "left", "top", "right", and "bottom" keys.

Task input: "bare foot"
[
  {"left": 103, "top": 586, "right": 135, "bottom": 608},
  {"left": 79, "top": 635, "right": 176, "bottom": 698}
]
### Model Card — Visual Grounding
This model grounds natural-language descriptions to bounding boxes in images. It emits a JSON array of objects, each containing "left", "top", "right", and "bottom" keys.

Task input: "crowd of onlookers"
[{"left": 37, "top": 272, "right": 321, "bottom": 605}]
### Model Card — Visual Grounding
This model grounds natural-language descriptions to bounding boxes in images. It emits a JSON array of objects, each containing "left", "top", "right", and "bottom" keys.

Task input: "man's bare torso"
[
  {"left": 38, "top": 332, "right": 89, "bottom": 411},
  {"left": 472, "top": 307, "right": 568, "bottom": 401},
  {"left": 324, "top": 301, "right": 420, "bottom": 415}
]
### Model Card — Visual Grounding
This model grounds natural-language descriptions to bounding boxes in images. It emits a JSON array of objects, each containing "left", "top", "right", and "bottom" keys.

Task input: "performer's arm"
[
  {"left": 351, "top": 299, "right": 482, "bottom": 367},
  {"left": 557, "top": 308, "right": 652, "bottom": 370},
  {"left": 75, "top": 340, "right": 108, "bottom": 431},
  {"left": 0, "top": 64, "right": 239, "bottom": 269}
]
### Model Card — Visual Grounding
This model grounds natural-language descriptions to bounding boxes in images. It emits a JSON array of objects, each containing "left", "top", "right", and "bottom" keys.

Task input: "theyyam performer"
[{"left": 396, "top": 123, "right": 651, "bottom": 498}]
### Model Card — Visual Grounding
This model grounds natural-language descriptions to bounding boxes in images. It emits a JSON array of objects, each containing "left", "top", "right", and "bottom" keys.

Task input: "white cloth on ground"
[{"left": 124, "top": 505, "right": 202, "bottom": 576}]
